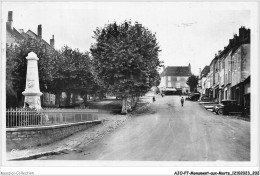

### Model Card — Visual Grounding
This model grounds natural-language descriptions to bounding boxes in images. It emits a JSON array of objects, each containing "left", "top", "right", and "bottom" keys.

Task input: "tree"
[
  {"left": 90, "top": 21, "right": 162, "bottom": 113},
  {"left": 52, "top": 46, "right": 96, "bottom": 106},
  {"left": 186, "top": 74, "right": 199, "bottom": 92}
]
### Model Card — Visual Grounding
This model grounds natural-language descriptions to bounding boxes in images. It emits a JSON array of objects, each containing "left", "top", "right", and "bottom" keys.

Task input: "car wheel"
[{"left": 218, "top": 109, "right": 223, "bottom": 115}]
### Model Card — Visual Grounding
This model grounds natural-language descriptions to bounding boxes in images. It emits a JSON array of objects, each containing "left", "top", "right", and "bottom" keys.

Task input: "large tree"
[
  {"left": 90, "top": 21, "right": 162, "bottom": 113},
  {"left": 186, "top": 74, "right": 199, "bottom": 92},
  {"left": 54, "top": 46, "right": 97, "bottom": 106}
]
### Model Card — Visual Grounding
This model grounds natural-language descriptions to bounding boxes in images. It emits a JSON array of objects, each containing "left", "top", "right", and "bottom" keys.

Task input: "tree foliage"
[
  {"left": 54, "top": 46, "right": 98, "bottom": 105},
  {"left": 6, "top": 36, "right": 100, "bottom": 108},
  {"left": 90, "top": 21, "right": 162, "bottom": 113},
  {"left": 6, "top": 38, "right": 59, "bottom": 107},
  {"left": 186, "top": 74, "right": 199, "bottom": 92},
  {"left": 90, "top": 21, "right": 161, "bottom": 98}
]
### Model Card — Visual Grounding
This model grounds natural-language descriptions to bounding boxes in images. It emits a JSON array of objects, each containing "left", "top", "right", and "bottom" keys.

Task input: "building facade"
[
  {"left": 202, "top": 26, "right": 250, "bottom": 108},
  {"left": 198, "top": 65, "right": 210, "bottom": 97},
  {"left": 159, "top": 64, "right": 192, "bottom": 94}
]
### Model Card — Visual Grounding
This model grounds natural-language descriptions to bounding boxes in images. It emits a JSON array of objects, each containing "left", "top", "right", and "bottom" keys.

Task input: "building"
[
  {"left": 6, "top": 11, "right": 55, "bottom": 49},
  {"left": 159, "top": 64, "right": 192, "bottom": 95},
  {"left": 6, "top": 11, "right": 25, "bottom": 46},
  {"left": 198, "top": 65, "right": 210, "bottom": 98},
  {"left": 205, "top": 26, "right": 250, "bottom": 108}
]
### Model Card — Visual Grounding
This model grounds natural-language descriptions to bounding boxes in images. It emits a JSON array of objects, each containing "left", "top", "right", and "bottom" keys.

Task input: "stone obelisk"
[{"left": 22, "top": 52, "right": 43, "bottom": 109}]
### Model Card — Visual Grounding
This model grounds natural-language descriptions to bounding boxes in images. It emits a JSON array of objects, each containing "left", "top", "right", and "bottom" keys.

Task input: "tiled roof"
[
  {"left": 6, "top": 23, "right": 25, "bottom": 40},
  {"left": 161, "top": 66, "right": 191, "bottom": 77}
]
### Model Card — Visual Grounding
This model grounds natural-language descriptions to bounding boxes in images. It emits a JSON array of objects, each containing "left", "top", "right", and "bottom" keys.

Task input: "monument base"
[{"left": 22, "top": 92, "right": 43, "bottom": 110}]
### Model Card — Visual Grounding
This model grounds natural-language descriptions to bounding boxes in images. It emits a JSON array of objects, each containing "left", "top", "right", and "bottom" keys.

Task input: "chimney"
[
  {"left": 239, "top": 26, "right": 250, "bottom": 44},
  {"left": 234, "top": 34, "right": 239, "bottom": 45},
  {"left": 229, "top": 39, "right": 234, "bottom": 48},
  {"left": 19, "top": 29, "right": 24, "bottom": 33},
  {"left": 7, "top": 11, "right": 13, "bottom": 29},
  {"left": 239, "top": 26, "right": 246, "bottom": 40},
  {"left": 188, "top": 63, "right": 191, "bottom": 73},
  {"left": 38, "top": 25, "right": 42, "bottom": 39},
  {"left": 50, "top": 35, "right": 55, "bottom": 48}
]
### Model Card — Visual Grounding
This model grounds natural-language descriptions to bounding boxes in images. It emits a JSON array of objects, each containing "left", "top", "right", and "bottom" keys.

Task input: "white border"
[{"left": 1, "top": 0, "right": 259, "bottom": 175}]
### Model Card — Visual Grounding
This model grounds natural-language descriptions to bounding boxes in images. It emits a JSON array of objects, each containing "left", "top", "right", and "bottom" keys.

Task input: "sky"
[{"left": 2, "top": 2, "right": 251, "bottom": 75}]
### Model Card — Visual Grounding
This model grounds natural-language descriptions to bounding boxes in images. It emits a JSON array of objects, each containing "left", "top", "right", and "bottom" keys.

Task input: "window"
[
  {"left": 177, "top": 77, "right": 180, "bottom": 81},
  {"left": 168, "top": 76, "right": 171, "bottom": 81}
]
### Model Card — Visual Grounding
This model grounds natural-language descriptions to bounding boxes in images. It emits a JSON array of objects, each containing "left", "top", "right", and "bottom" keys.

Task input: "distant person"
[
  {"left": 153, "top": 96, "right": 155, "bottom": 102},
  {"left": 181, "top": 97, "right": 184, "bottom": 107}
]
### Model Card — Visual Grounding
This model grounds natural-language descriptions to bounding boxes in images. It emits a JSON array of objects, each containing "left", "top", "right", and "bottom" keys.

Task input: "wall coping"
[{"left": 6, "top": 120, "right": 102, "bottom": 132}]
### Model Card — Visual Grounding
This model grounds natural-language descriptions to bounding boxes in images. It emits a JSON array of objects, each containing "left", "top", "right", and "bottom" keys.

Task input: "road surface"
[{"left": 48, "top": 95, "right": 250, "bottom": 161}]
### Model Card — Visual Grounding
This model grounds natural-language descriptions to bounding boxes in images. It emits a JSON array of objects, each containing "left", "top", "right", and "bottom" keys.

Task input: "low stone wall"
[{"left": 6, "top": 120, "right": 102, "bottom": 150}]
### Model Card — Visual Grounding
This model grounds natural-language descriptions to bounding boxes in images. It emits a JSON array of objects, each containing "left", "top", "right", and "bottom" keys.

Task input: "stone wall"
[{"left": 6, "top": 120, "right": 101, "bottom": 150}]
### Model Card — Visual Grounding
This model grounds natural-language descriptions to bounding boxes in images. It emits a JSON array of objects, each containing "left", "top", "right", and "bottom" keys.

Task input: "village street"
[{"left": 47, "top": 95, "right": 250, "bottom": 161}]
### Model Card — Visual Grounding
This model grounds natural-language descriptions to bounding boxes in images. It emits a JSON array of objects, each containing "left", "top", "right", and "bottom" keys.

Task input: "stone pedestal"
[{"left": 22, "top": 52, "right": 43, "bottom": 109}]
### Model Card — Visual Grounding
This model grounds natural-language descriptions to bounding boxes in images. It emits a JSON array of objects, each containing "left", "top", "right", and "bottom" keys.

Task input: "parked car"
[
  {"left": 214, "top": 100, "right": 243, "bottom": 115},
  {"left": 200, "top": 95, "right": 211, "bottom": 102},
  {"left": 187, "top": 93, "right": 201, "bottom": 101}
]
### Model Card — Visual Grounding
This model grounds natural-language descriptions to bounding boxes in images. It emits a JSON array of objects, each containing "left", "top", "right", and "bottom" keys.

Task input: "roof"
[
  {"left": 26, "top": 30, "right": 52, "bottom": 48},
  {"left": 201, "top": 66, "right": 210, "bottom": 77},
  {"left": 161, "top": 66, "right": 191, "bottom": 77},
  {"left": 26, "top": 30, "right": 38, "bottom": 39},
  {"left": 6, "top": 23, "right": 25, "bottom": 41}
]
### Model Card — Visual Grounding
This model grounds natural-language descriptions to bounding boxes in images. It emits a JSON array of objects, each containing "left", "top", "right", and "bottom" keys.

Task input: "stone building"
[
  {"left": 159, "top": 64, "right": 192, "bottom": 95},
  {"left": 205, "top": 26, "right": 250, "bottom": 108},
  {"left": 198, "top": 65, "right": 210, "bottom": 97}
]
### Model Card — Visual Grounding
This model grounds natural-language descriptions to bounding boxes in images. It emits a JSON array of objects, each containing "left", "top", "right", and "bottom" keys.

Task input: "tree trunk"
[
  {"left": 83, "top": 94, "right": 88, "bottom": 104},
  {"left": 130, "top": 96, "right": 134, "bottom": 108},
  {"left": 55, "top": 93, "right": 60, "bottom": 107},
  {"left": 72, "top": 93, "right": 76, "bottom": 105},
  {"left": 127, "top": 96, "right": 132, "bottom": 112},
  {"left": 65, "top": 92, "right": 71, "bottom": 107},
  {"left": 121, "top": 97, "right": 128, "bottom": 114},
  {"left": 134, "top": 96, "right": 138, "bottom": 107}
]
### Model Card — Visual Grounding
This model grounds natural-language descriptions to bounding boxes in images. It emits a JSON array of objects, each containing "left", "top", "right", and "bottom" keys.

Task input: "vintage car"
[
  {"left": 200, "top": 95, "right": 212, "bottom": 102},
  {"left": 187, "top": 93, "right": 201, "bottom": 101},
  {"left": 214, "top": 100, "right": 243, "bottom": 115}
]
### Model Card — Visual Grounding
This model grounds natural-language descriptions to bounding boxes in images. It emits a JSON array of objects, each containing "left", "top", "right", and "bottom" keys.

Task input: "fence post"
[
  {"left": 15, "top": 107, "right": 18, "bottom": 127},
  {"left": 41, "top": 110, "right": 43, "bottom": 125},
  {"left": 55, "top": 113, "right": 57, "bottom": 124},
  {"left": 6, "top": 109, "right": 8, "bottom": 128}
]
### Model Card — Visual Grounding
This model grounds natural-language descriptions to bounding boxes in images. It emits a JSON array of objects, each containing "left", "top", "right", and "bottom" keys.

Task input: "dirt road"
[{"left": 48, "top": 95, "right": 250, "bottom": 161}]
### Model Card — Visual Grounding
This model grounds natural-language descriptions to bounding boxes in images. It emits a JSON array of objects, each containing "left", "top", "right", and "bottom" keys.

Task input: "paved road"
[{"left": 49, "top": 95, "right": 250, "bottom": 161}]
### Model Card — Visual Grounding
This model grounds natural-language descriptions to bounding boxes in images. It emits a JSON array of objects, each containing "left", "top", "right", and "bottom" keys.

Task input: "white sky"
[{"left": 2, "top": 2, "right": 251, "bottom": 75}]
